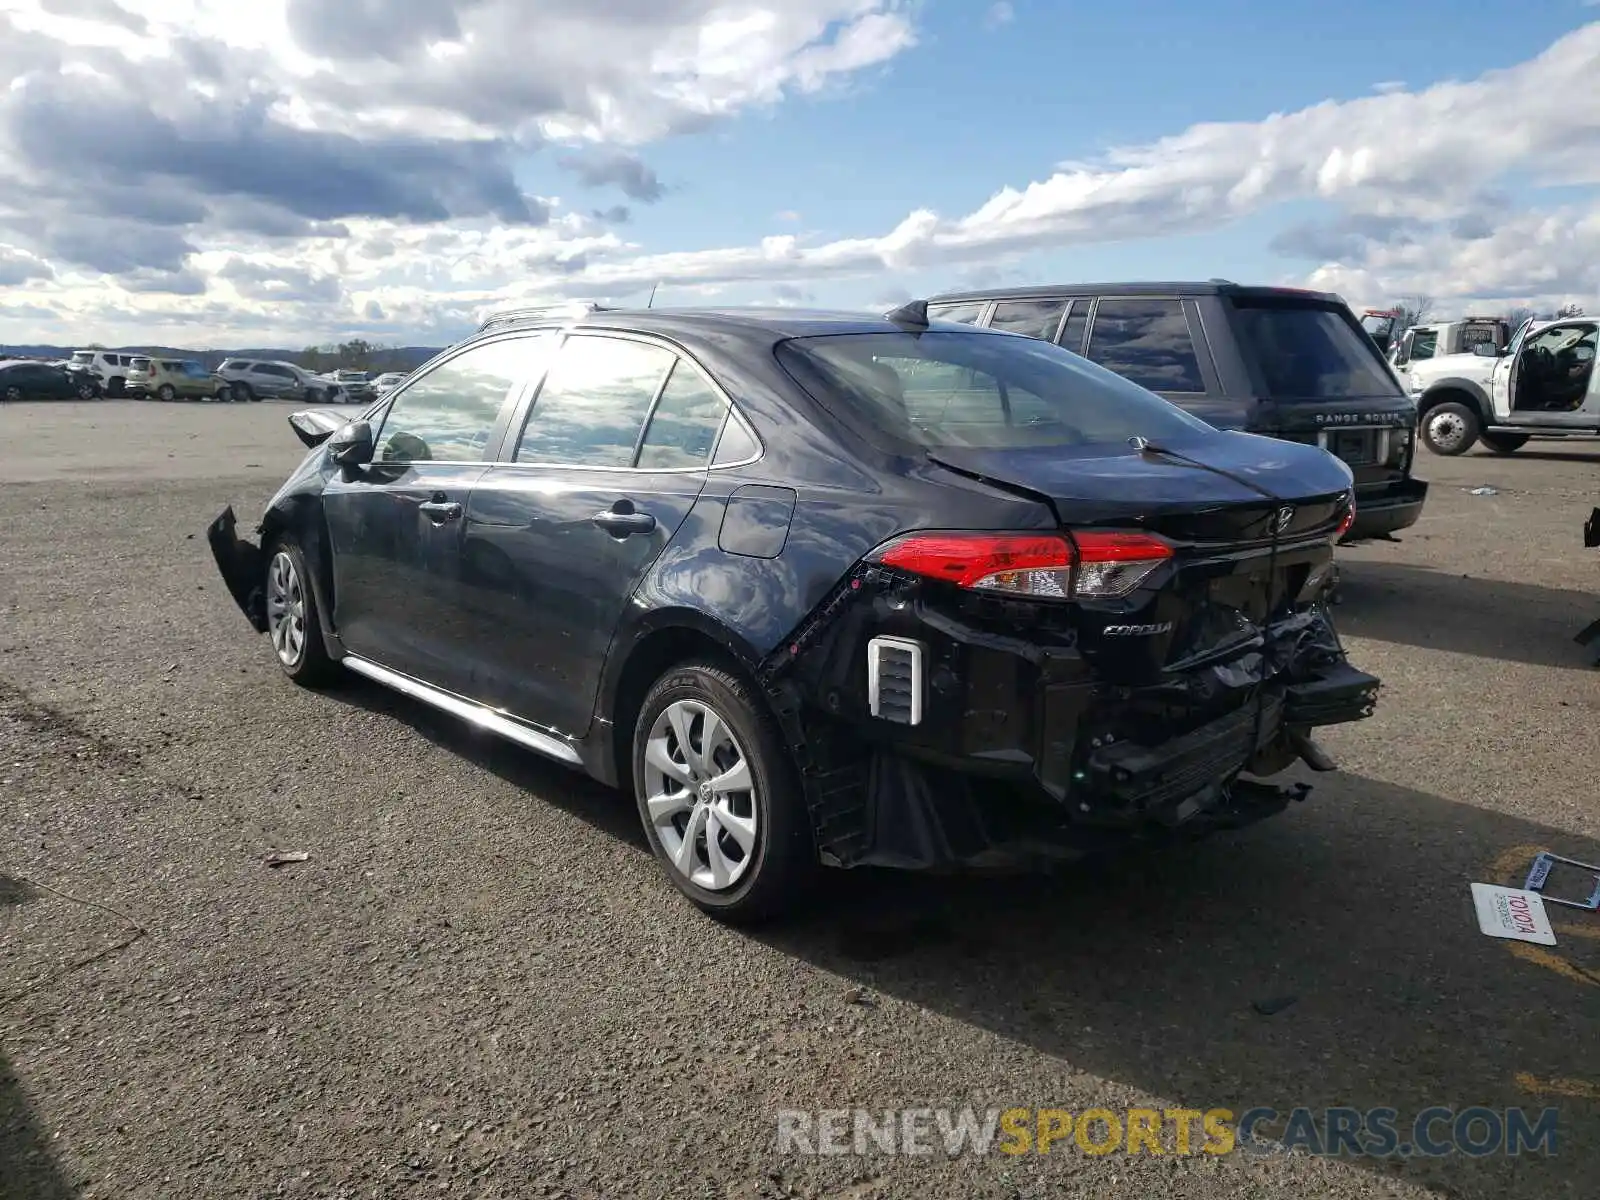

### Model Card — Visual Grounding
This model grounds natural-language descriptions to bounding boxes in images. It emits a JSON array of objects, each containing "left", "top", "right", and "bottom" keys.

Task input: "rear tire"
[
  {"left": 631, "top": 661, "right": 815, "bottom": 924},
  {"left": 264, "top": 540, "right": 338, "bottom": 688},
  {"left": 1480, "top": 432, "right": 1529, "bottom": 455},
  {"left": 1421, "top": 401, "right": 1480, "bottom": 456},
  {"left": 157, "top": 384, "right": 176, "bottom": 402}
]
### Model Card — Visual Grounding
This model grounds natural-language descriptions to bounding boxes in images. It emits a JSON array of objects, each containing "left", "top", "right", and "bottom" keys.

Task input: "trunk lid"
[
  {"left": 927, "top": 436, "right": 1347, "bottom": 685},
  {"left": 927, "top": 433, "right": 1351, "bottom": 543}
]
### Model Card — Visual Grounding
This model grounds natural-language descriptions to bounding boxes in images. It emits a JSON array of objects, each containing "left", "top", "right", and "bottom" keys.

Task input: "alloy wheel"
[
  {"left": 642, "top": 698, "right": 759, "bottom": 891},
  {"left": 265, "top": 551, "right": 308, "bottom": 667},
  {"left": 3, "top": 386, "right": 20, "bottom": 403}
]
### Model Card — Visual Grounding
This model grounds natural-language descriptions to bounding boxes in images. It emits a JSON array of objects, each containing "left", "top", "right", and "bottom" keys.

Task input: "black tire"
[
  {"left": 108, "top": 377, "right": 125, "bottom": 397},
  {"left": 263, "top": 539, "right": 338, "bottom": 688},
  {"left": 214, "top": 384, "right": 232, "bottom": 403},
  {"left": 306, "top": 389, "right": 322, "bottom": 404},
  {"left": 75, "top": 380, "right": 98, "bottom": 400},
  {"left": 2, "top": 385, "right": 21, "bottom": 403},
  {"left": 631, "top": 661, "right": 815, "bottom": 923},
  {"left": 1480, "top": 432, "right": 1529, "bottom": 455},
  {"left": 1420, "top": 401, "right": 1480, "bottom": 456},
  {"left": 233, "top": 382, "right": 255, "bottom": 402},
  {"left": 157, "top": 383, "right": 176, "bottom": 402}
]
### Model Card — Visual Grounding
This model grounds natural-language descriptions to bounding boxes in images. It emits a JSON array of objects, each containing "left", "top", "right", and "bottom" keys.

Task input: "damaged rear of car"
[
  {"left": 207, "top": 304, "right": 1379, "bottom": 922},
  {"left": 760, "top": 323, "right": 1376, "bottom": 872}
]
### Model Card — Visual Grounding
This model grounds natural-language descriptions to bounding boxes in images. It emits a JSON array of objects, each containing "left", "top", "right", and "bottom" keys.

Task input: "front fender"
[{"left": 1419, "top": 377, "right": 1493, "bottom": 419}]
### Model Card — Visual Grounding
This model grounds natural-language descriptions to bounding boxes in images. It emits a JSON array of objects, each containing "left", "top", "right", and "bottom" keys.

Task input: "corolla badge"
[
  {"left": 1101, "top": 622, "right": 1175, "bottom": 637},
  {"left": 1271, "top": 505, "right": 1296, "bottom": 534}
]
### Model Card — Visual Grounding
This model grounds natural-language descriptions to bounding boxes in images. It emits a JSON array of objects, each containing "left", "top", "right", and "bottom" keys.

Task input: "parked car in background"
[
  {"left": 1411, "top": 315, "right": 1600, "bottom": 455},
  {"left": 372, "top": 372, "right": 408, "bottom": 395},
  {"left": 208, "top": 301, "right": 1378, "bottom": 921},
  {"left": 217, "top": 359, "right": 334, "bottom": 403},
  {"left": 127, "top": 356, "right": 229, "bottom": 401},
  {"left": 0, "top": 359, "right": 85, "bottom": 402},
  {"left": 924, "top": 281, "right": 1428, "bottom": 542},
  {"left": 321, "top": 369, "right": 377, "bottom": 404},
  {"left": 65, "top": 349, "right": 140, "bottom": 397}
]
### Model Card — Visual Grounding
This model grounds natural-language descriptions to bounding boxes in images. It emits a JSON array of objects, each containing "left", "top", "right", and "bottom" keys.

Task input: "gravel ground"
[{"left": 2, "top": 399, "right": 1598, "bottom": 1200}]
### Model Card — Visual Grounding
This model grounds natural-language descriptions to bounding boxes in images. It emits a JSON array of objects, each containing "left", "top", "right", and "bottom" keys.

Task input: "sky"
[{"left": 2, "top": 0, "right": 1600, "bottom": 348}]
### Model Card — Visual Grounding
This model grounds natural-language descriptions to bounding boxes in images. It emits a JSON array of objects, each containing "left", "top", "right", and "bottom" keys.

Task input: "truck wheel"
[
  {"left": 1480, "top": 433, "right": 1529, "bottom": 455},
  {"left": 1421, "top": 402, "right": 1480, "bottom": 456},
  {"left": 632, "top": 661, "right": 815, "bottom": 924}
]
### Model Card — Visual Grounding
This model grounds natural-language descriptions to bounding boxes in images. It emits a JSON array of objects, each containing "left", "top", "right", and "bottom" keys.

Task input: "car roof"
[
  {"left": 926, "top": 280, "right": 1346, "bottom": 305},
  {"left": 475, "top": 304, "right": 1002, "bottom": 349}
]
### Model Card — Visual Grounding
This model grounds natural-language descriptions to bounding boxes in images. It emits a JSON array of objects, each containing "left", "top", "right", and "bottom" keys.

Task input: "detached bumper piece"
[{"left": 207, "top": 505, "right": 269, "bottom": 632}]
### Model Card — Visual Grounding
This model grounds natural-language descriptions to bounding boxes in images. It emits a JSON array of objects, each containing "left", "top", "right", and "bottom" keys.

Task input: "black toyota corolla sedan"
[{"left": 209, "top": 301, "right": 1379, "bottom": 921}]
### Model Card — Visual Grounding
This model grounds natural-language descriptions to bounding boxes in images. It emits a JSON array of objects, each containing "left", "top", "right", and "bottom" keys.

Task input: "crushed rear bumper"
[{"left": 761, "top": 563, "right": 1380, "bottom": 871}]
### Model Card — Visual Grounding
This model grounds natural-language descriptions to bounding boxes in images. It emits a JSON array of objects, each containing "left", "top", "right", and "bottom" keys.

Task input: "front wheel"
[
  {"left": 264, "top": 541, "right": 338, "bottom": 687},
  {"left": 76, "top": 380, "right": 99, "bottom": 400},
  {"left": 3, "top": 385, "right": 21, "bottom": 403},
  {"left": 1480, "top": 432, "right": 1529, "bottom": 455},
  {"left": 632, "top": 662, "right": 814, "bottom": 923},
  {"left": 305, "top": 389, "right": 322, "bottom": 404},
  {"left": 1421, "top": 401, "right": 1480, "bottom": 456},
  {"left": 157, "top": 383, "right": 177, "bottom": 402}
]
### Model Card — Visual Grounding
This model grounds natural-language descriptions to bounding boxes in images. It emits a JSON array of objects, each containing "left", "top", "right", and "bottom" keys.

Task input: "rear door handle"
[
  {"left": 419, "top": 499, "right": 463, "bottom": 523},
  {"left": 591, "top": 508, "right": 656, "bottom": 537}
]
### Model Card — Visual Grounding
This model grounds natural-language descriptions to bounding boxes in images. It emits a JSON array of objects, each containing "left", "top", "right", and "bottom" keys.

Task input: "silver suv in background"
[{"left": 216, "top": 359, "right": 334, "bottom": 403}]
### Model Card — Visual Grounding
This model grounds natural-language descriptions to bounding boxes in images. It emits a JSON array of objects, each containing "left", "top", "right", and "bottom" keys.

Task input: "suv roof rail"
[{"left": 478, "top": 299, "right": 611, "bottom": 332}]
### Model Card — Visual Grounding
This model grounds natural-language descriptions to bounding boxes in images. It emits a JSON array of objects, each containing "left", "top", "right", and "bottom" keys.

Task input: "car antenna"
[
  {"left": 885, "top": 299, "right": 929, "bottom": 329},
  {"left": 647, "top": 281, "right": 659, "bottom": 309}
]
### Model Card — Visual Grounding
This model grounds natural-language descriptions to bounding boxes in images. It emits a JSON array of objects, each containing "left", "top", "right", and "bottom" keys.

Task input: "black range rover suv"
[{"left": 925, "top": 282, "right": 1428, "bottom": 542}]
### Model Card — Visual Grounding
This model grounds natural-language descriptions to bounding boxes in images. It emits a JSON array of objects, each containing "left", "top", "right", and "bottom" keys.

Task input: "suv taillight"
[{"left": 869, "top": 530, "right": 1173, "bottom": 600}]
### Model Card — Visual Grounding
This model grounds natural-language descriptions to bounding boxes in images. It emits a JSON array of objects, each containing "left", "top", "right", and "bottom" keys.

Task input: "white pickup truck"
[{"left": 1409, "top": 316, "right": 1600, "bottom": 455}]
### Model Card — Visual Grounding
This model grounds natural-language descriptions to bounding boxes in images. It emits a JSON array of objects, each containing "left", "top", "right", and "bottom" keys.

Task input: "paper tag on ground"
[{"left": 1470, "top": 884, "right": 1557, "bottom": 945}]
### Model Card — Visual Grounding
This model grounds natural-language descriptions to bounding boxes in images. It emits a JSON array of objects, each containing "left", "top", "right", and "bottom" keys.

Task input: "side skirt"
[{"left": 341, "top": 655, "right": 583, "bottom": 767}]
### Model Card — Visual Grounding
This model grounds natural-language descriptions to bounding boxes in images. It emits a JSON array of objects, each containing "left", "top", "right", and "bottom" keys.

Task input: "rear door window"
[
  {"left": 988, "top": 298, "right": 1068, "bottom": 341},
  {"left": 635, "top": 361, "right": 728, "bottom": 470},
  {"left": 1229, "top": 300, "right": 1405, "bottom": 399},
  {"left": 1058, "top": 303, "right": 1089, "bottom": 355},
  {"left": 1084, "top": 299, "right": 1206, "bottom": 393},
  {"left": 514, "top": 335, "right": 675, "bottom": 467}
]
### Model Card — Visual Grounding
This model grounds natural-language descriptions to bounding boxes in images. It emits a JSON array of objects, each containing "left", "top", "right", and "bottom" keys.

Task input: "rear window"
[
  {"left": 71, "top": 352, "right": 94, "bottom": 364},
  {"left": 1230, "top": 301, "right": 1404, "bottom": 399},
  {"left": 130, "top": 357, "right": 151, "bottom": 369},
  {"left": 775, "top": 330, "right": 1215, "bottom": 452}
]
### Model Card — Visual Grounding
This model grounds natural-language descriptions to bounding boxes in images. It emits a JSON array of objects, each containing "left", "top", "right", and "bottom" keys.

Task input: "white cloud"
[
  {"left": 984, "top": 2, "right": 1015, "bottom": 30},
  {"left": 2, "top": 7, "right": 1600, "bottom": 345}
]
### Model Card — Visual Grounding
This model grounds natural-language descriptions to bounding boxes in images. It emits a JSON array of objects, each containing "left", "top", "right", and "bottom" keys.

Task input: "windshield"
[
  {"left": 1230, "top": 301, "right": 1404, "bottom": 399},
  {"left": 775, "top": 330, "right": 1216, "bottom": 451}
]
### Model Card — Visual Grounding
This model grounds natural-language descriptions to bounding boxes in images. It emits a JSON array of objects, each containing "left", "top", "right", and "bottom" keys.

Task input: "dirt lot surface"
[{"left": 3, "top": 399, "right": 1598, "bottom": 1199}]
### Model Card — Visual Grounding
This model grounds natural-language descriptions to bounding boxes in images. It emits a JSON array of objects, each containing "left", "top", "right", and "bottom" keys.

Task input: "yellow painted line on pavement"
[
  {"left": 1515, "top": 1072, "right": 1600, "bottom": 1101},
  {"left": 1508, "top": 942, "right": 1600, "bottom": 987},
  {"left": 1489, "top": 844, "right": 1547, "bottom": 883},
  {"left": 1553, "top": 922, "right": 1600, "bottom": 941}
]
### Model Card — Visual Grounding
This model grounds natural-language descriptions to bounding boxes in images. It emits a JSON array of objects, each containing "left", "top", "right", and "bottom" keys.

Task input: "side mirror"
[
  {"left": 1472, "top": 342, "right": 1500, "bottom": 358},
  {"left": 327, "top": 420, "right": 375, "bottom": 466}
]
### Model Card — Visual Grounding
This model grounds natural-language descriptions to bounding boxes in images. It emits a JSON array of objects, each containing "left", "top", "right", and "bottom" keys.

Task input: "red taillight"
[
  {"left": 870, "top": 530, "right": 1172, "bottom": 600},
  {"left": 1336, "top": 494, "right": 1356, "bottom": 538}
]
